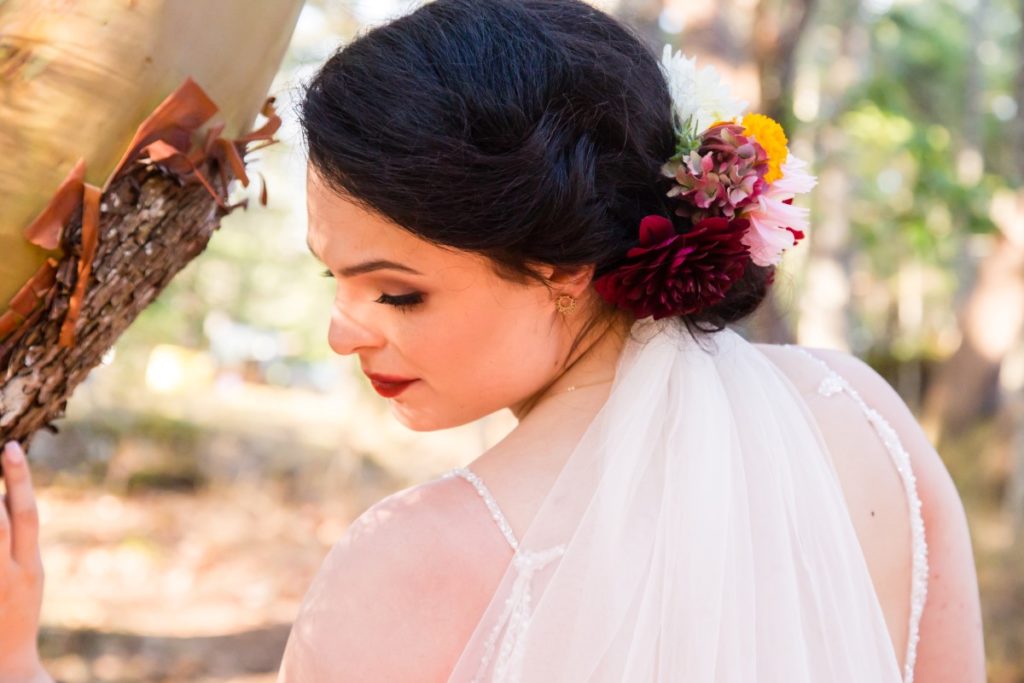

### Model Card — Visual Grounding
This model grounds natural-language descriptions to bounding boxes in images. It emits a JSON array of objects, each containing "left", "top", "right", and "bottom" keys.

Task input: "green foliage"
[
  {"left": 785, "top": 0, "right": 1019, "bottom": 359},
  {"left": 837, "top": 0, "right": 1012, "bottom": 271}
]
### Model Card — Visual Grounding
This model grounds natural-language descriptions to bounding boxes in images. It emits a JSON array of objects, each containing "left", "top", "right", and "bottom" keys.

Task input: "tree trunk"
[
  {"left": 921, "top": 0, "right": 1024, "bottom": 441},
  {"left": 956, "top": 0, "right": 989, "bottom": 188},
  {"left": 1005, "top": 0, "right": 1024, "bottom": 544},
  {"left": 613, "top": 0, "right": 664, "bottom": 48},
  {"left": 792, "top": 1, "right": 866, "bottom": 351},
  {"left": 0, "top": 160, "right": 230, "bottom": 464},
  {"left": 0, "top": 0, "right": 302, "bottom": 467},
  {"left": 794, "top": 126, "right": 855, "bottom": 349},
  {"left": 921, "top": 189, "right": 1024, "bottom": 442},
  {"left": 0, "top": 0, "right": 303, "bottom": 328},
  {"left": 745, "top": 0, "right": 817, "bottom": 344},
  {"left": 751, "top": 0, "right": 817, "bottom": 127},
  {"left": 1006, "top": 393, "right": 1024, "bottom": 542},
  {"left": 1017, "top": 0, "right": 1024, "bottom": 183}
]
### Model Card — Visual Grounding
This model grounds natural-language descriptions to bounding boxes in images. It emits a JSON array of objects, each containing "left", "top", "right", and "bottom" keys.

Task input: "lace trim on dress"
[
  {"left": 443, "top": 467, "right": 566, "bottom": 682},
  {"left": 784, "top": 346, "right": 929, "bottom": 683},
  {"left": 446, "top": 466, "right": 521, "bottom": 552}
]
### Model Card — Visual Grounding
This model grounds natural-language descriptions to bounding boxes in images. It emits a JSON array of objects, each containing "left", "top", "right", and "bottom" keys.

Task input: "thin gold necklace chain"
[{"left": 565, "top": 377, "right": 615, "bottom": 393}]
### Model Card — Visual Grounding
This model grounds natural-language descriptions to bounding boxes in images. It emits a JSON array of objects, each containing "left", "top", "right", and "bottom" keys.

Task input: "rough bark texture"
[{"left": 0, "top": 160, "right": 230, "bottom": 463}]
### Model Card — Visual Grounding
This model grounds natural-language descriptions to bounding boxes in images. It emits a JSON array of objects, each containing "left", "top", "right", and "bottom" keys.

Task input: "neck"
[{"left": 509, "top": 312, "right": 633, "bottom": 423}]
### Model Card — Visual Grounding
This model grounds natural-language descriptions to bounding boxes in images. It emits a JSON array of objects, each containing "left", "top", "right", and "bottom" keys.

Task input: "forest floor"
[
  {"left": 38, "top": 486, "right": 333, "bottom": 682},
  {"left": 32, "top": 369, "right": 509, "bottom": 682}
]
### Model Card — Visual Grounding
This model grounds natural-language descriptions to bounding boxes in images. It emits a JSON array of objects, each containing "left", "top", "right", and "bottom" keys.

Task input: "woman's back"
[
  {"left": 756, "top": 344, "right": 920, "bottom": 676},
  {"left": 755, "top": 344, "right": 984, "bottom": 683},
  {"left": 278, "top": 341, "right": 984, "bottom": 681},
  {"left": 443, "top": 343, "right": 920, "bottom": 677}
]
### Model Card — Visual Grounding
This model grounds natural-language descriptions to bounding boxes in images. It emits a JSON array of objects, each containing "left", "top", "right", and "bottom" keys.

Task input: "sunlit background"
[{"left": 24, "top": 0, "right": 1023, "bottom": 680}]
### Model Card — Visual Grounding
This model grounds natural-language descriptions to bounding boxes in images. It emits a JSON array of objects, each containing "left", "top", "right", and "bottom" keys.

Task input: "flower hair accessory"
[{"left": 595, "top": 46, "right": 818, "bottom": 320}]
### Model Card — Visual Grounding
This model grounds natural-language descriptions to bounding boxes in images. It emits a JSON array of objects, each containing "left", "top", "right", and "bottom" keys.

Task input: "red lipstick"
[{"left": 365, "top": 373, "right": 418, "bottom": 398}]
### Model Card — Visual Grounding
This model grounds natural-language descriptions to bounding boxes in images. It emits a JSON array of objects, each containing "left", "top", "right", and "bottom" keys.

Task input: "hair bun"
[{"left": 299, "top": 0, "right": 808, "bottom": 334}]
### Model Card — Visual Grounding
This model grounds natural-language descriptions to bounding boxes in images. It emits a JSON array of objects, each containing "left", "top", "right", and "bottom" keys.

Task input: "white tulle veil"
[{"left": 445, "top": 317, "right": 903, "bottom": 682}]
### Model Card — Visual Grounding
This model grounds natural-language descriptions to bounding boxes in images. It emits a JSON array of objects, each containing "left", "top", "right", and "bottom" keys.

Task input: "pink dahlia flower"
[{"left": 740, "top": 153, "right": 817, "bottom": 267}]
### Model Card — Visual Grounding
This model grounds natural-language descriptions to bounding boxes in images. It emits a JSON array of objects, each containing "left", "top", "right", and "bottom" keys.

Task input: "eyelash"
[
  {"left": 321, "top": 269, "right": 424, "bottom": 311},
  {"left": 376, "top": 292, "right": 424, "bottom": 310}
]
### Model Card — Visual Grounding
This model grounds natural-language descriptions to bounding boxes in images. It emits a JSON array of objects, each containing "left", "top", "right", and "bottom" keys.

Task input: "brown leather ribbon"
[
  {"left": 23, "top": 158, "right": 86, "bottom": 251},
  {"left": 58, "top": 184, "right": 101, "bottom": 347},
  {"left": 104, "top": 77, "right": 219, "bottom": 192},
  {"left": 0, "top": 258, "right": 58, "bottom": 340},
  {"left": 140, "top": 138, "right": 225, "bottom": 209},
  {"left": 3, "top": 76, "right": 282, "bottom": 348}
]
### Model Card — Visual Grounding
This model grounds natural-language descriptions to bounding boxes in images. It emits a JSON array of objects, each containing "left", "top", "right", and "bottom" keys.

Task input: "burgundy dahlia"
[{"left": 594, "top": 215, "right": 752, "bottom": 320}]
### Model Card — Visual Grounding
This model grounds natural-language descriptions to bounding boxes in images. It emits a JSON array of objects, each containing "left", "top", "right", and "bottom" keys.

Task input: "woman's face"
[{"left": 306, "top": 167, "right": 590, "bottom": 431}]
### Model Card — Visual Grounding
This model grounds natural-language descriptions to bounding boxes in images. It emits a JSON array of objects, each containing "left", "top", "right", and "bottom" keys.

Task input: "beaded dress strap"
[
  {"left": 444, "top": 466, "right": 520, "bottom": 553},
  {"left": 443, "top": 467, "right": 565, "bottom": 681},
  {"left": 784, "top": 345, "right": 929, "bottom": 683}
]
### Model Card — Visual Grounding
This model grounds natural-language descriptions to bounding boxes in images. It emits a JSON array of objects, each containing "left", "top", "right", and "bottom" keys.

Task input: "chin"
[{"left": 389, "top": 402, "right": 494, "bottom": 432}]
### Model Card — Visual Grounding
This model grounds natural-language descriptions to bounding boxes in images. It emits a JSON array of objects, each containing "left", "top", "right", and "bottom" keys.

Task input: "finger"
[
  {"left": 0, "top": 479, "right": 9, "bottom": 560},
  {"left": 3, "top": 441, "right": 41, "bottom": 569}
]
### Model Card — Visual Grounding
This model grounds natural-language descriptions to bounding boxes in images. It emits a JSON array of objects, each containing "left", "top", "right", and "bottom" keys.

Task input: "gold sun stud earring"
[{"left": 555, "top": 294, "right": 577, "bottom": 315}]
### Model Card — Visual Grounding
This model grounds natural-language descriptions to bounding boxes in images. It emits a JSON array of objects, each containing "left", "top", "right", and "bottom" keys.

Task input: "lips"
[{"left": 365, "top": 372, "right": 418, "bottom": 398}]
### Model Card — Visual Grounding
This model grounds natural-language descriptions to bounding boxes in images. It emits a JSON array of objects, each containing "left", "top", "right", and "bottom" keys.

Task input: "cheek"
[
  {"left": 395, "top": 287, "right": 559, "bottom": 424},
  {"left": 458, "top": 311, "right": 553, "bottom": 382}
]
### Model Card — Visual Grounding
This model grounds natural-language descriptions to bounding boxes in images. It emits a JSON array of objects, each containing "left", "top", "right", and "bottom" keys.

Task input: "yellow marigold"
[{"left": 741, "top": 113, "right": 788, "bottom": 183}]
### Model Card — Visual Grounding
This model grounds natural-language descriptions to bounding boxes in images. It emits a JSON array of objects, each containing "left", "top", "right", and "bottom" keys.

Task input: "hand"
[{"left": 0, "top": 441, "right": 50, "bottom": 683}]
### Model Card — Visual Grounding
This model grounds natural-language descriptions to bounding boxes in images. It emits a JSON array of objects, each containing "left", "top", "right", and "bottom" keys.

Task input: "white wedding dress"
[
  {"left": 440, "top": 320, "right": 928, "bottom": 683},
  {"left": 280, "top": 319, "right": 928, "bottom": 682}
]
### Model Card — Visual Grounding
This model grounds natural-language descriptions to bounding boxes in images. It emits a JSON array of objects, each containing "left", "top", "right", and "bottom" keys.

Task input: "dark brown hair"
[{"left": 300, "top": 0, "right": 772, "bottom": 337}]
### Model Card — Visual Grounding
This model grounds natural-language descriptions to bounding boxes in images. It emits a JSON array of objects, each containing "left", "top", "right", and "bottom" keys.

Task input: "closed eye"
[
  {"left": 376, "top": 292, "right": 424, "bottom": 310},
  {"left": 320, "top": 270, "right": 422, "bottom": 310}
]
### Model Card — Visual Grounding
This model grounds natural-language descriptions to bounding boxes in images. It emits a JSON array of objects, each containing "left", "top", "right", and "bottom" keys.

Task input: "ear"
[{"left": 546, "top": 263, "right": 596, "bottom": 299}]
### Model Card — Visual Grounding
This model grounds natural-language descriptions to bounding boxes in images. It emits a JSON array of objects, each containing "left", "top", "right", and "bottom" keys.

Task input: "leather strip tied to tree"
[{"left": 0, "top": 0, "right": 305, "bottom": 457}]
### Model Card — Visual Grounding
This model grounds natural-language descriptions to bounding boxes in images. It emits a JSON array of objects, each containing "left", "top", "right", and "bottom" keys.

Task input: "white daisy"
[{"left": 660, "top": 45, "right": 747, "bottom": 136}]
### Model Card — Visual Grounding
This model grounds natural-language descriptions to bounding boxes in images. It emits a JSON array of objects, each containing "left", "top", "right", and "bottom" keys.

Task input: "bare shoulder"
[
  {"left": 756, "top": 342, "right": 986, "bottom": 681},
  {"left": 278, "top": 473, "right": 512, "bottom": 682},
  {"left": 755, "top": 342, "right": 963, "bottom": 516},
  {"left": 774, "top": 345, "right": 967, "bottom": 525}
]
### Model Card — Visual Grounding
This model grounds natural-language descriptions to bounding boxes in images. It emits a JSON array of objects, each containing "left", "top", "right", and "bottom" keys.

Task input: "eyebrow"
[{"left": 307, "top": 240, "right": 423, "bottom": 278}]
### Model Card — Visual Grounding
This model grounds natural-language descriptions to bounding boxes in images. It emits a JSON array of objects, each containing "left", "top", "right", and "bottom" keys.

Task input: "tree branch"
[{"left": 0, "top": 160, "right": 234, "bottom": 465}]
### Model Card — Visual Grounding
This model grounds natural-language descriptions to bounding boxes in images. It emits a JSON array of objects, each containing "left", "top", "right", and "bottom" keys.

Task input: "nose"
[{"left": 327, "top": 304, "right": 384, "bottom": 356}]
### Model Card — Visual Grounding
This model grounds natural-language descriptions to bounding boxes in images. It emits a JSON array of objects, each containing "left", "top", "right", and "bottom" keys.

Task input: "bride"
[{"left": 0, "top": 0, "right": 986, "bottom": 681}]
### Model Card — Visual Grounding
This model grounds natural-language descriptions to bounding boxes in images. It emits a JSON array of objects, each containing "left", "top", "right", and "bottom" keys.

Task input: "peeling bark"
[{"left": 0, "top": 160, "right": 232, "bottom": 466}]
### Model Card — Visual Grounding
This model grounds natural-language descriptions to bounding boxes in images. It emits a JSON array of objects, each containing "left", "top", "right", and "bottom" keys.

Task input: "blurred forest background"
[{"left": 20, "top": 0, "right": 1022, "bottom": 680}]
